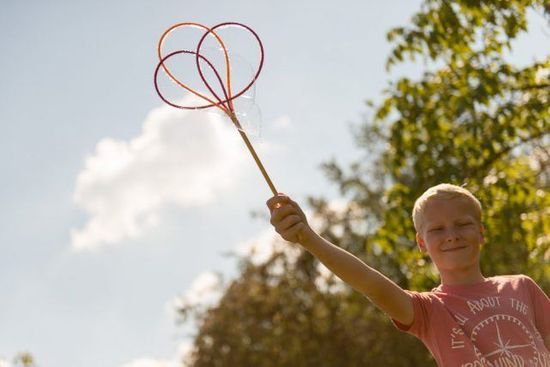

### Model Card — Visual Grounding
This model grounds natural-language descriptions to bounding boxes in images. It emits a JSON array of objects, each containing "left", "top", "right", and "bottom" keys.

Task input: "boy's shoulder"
[
  {"left": 488, "top": 273, "right": 536, "bottom": 287},
  {"left": 489, "top": 273, "right": 531, "bottom": 282},
  {"left": 405, "top": 274, "right": 537, "bottom": 298},
  {"left": 423, "top": 274, "right": 535, "bottom": 294}
]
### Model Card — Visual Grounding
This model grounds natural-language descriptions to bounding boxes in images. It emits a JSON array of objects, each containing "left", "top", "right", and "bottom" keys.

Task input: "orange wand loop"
[{"left": 153, "top": 22, "right": 277, "bottom": 196}]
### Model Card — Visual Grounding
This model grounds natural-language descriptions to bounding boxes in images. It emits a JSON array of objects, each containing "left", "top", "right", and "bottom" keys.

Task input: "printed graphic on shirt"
[{"left": 447, "top": 296, "right": 550, "bottom": 367}]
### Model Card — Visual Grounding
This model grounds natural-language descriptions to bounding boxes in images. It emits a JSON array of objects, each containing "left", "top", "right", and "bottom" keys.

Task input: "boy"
[{"left": 266, "top": 183, "right": 550, "bottom": 366}]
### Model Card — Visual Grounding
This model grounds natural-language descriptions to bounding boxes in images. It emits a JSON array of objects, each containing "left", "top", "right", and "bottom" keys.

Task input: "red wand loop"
[{"left": 153, "top": 22, "right": 278, "bottom": 196}]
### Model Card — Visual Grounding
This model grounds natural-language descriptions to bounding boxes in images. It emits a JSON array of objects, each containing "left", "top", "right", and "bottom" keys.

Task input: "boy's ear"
[{"left": 416, "top": 232, "right": 427, "bottom": 252}]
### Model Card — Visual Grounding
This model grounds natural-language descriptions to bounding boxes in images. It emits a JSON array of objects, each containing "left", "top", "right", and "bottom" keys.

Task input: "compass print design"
[{"left": 469, "top": 314, "right": 545, "bottom": 366}]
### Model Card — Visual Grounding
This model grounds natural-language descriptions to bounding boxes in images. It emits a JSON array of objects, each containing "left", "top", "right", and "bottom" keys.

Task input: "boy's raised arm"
[{"left": 266, "top": 194, "right": 414, "bottom": 327}]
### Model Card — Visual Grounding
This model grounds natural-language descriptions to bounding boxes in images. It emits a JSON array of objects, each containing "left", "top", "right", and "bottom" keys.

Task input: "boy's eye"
[
  {"left": 459, "top": 222, "right": 472, "bottom": 226},
  {"left": 429, "top": 227, "right": 443, "bottom": 232}
]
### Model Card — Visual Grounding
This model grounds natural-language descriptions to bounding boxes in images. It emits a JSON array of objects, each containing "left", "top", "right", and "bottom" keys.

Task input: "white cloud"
[
  {"left": 171, "top": 271, "right": 223, "bottom": 312},
  {"left": 236, "top": 226, "right": 303, "bottom": 266},
  {"left": 120, "top": 341, "right": 194, "bottom": 367},
  {"left": 177, "top": 342, "right": 194, "bottom": 366},
  {"left": 71, "top": 98, "right": 249, "bottom": 250}
]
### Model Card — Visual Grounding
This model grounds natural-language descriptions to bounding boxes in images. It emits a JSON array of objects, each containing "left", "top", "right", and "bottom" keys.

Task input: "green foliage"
[
  {"left": 185, "top": 1, "right": 549, "bottom": 365},
  {"left": 385, "top": 0, "right": 548, "bottom": 69}
]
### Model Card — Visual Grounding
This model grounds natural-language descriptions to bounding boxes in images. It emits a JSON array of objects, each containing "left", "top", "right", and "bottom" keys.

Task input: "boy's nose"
[{"left": 444, "top": 229, "right": 460, "bottom": 241}]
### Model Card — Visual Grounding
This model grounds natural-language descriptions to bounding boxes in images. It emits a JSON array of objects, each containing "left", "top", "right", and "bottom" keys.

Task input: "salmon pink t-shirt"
[{"left": 394, "top": 275, "right": 550, "bottom": 367}]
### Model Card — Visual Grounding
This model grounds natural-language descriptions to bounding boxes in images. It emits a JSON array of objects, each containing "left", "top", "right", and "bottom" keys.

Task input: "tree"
[
  {"left": 4, "top": 353, "right": 36, "bottom": 367},
  {"left": 184, "top": 1, "right": 550, "bottom": 365}
]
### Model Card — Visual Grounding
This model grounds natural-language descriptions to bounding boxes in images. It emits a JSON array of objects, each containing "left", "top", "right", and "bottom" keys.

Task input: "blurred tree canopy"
[
  {"left": 183, "top": 1, "right": 549, "bottom": 366},
  {"left": 4, "top": 353, "right": 36, "bottom": 367}
]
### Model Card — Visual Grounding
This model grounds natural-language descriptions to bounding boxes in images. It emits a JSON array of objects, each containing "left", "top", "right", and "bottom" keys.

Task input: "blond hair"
[{"left": 412, "top": 183, "right": 482, "bottom": 232}]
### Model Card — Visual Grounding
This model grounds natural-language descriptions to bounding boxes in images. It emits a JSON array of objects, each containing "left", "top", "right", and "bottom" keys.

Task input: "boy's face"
[{"left": 416, "top": 197, "right": 485, "bottom": 274}]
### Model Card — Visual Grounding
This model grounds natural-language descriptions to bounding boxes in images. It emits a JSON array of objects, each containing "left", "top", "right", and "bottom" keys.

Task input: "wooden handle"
[{"left": 230, "top": 114, "right": 278, "bottom": 195}]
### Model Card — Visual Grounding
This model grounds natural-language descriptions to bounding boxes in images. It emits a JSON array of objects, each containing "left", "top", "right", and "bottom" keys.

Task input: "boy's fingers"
[
  {"left": 288, "top": 198, "right": 302, "bottom": 211},
  {"left": 265, "top": 194, "right": 281, "bottom": 210},
  {"left": 283, "top": 222, "right": 304, "bottom": 242},
  {"left": 266, "top": 193, "right": 289, "bottom": 212},
  {"left": 284, "top": 198, "right": 305, "bottom": 218},
  {"left": 271, "top": 204, "right": 296, "bottom": 224},
  {"left": 279, "top": 214, "right": 302, "bottom": 231}
]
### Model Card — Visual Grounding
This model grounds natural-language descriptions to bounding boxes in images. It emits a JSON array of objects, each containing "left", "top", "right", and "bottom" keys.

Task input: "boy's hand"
[{"left": 266, "top": 194, "right": 313, "bottom": 244}]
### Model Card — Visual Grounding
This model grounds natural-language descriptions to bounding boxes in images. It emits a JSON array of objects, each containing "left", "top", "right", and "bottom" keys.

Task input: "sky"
[{"left": 1, "top": 1, "right": 548, "bottom": 367}]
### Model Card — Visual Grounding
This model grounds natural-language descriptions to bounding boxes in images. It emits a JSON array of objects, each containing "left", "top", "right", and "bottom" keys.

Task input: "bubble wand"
[{"left": 153, "top": 22, "right": 277, "bottom": 195}]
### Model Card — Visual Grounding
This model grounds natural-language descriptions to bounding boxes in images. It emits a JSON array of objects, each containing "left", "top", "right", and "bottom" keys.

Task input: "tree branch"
[{"left": 466, "top": 129, "right": 550, "bottom": 179}]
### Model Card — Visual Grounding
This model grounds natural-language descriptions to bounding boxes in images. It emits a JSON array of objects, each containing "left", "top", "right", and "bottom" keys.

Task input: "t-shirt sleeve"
[
  {"left": 392, "top": 290, "right": 433, "bottom": 339},
  {"left": 523, "top": 275, "right": 550, "bottom": 338}
]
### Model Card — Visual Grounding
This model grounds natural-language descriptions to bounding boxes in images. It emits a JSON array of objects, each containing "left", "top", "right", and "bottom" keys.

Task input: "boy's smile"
[{"left": 416, "top": 197, "right": 485, "bottom": 285}]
